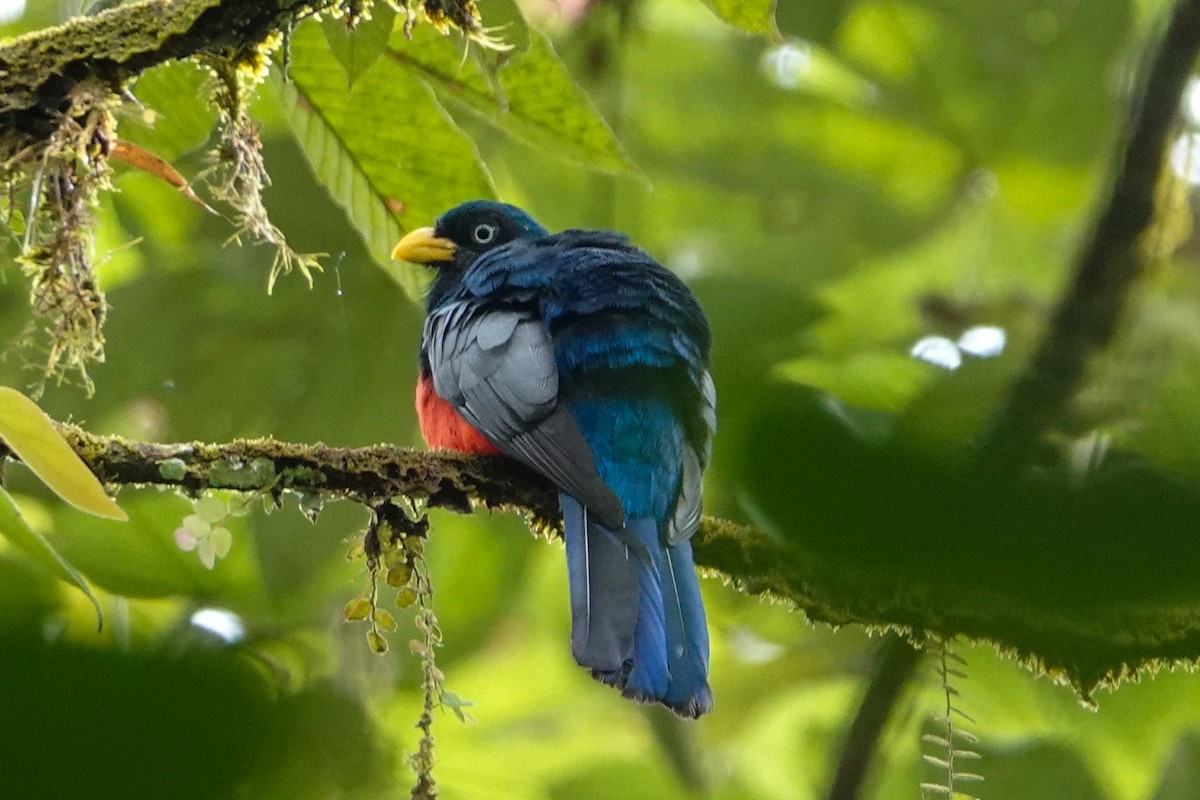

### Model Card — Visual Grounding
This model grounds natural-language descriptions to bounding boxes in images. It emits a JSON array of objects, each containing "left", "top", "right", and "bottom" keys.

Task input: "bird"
[{"left": 392, "top": 200, "right": 715, "bottom": 718}]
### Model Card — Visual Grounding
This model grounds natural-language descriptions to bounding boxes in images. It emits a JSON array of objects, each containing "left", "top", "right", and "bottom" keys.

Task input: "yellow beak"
[{"left": 391, "top": 227, "right": 456, "bottom": 264}]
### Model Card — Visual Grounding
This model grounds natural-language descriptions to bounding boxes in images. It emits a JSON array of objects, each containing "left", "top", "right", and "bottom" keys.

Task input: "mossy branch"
[
  {"left": 0, "top": 0, "right": 299, "bottom": 144},
  {"left": 8, "top": 421, "right": 1196, "bottom": 700},
  {"left": 47, "top": 422, "right": 776, "bottom": 590},
  {"left": 33, "top": 423, "right": 820, "bottom": 642}
]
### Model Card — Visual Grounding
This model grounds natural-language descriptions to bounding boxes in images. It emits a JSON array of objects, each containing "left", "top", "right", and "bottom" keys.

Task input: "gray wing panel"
[
  {"left": 667, "top": 368, "right": 716, "bottom": 545},
  {"left": 425, "top": 301, "right": 626, "bottom": 529},
  {"left": 667, "top": 445, "right": 704, "bottom": 545}
]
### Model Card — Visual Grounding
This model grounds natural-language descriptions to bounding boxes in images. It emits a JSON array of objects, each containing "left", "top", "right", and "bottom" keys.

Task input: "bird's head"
[{"left": 391, "top": 200, "right": 548, "bottom": 273}]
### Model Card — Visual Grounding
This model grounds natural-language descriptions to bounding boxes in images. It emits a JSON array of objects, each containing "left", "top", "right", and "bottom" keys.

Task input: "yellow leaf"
[
  {"left": 367, "top": 630, "right": 389, "bottom": 654},
  {"left": 0, "top": 387, "right": 127, "bottom": 521},
  {"left": 343, "top": 597, "right": 372, "bottom": 621}
]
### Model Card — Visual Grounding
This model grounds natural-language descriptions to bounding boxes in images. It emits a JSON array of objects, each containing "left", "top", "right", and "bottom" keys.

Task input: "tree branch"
[
  {"left": 42, "top": 423, "right": 789, "bottom": 600},
  {"left": 0, "top": 0, "right": 304, "bottom": 145},
  {"left": 826, "top": 636, "right": 922, "bottom": 800},
  {"left": 982, "top": 0, "right": 1200, "bottom": 462}
]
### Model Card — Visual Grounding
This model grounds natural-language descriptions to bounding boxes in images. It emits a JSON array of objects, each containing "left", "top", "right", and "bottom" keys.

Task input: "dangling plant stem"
[
  {"left": 12, "top": 79, "right": 117, "bottom": 396},
  {"left": 920, "top": 638, "right": 983, "bottom": 799},
  {"left": 202, "top": 57, "right": 322, "bottom": 293}
]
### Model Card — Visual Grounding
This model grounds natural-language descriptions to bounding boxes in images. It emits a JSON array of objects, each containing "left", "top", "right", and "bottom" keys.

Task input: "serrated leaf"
[
  {"left": 388, "top": 26, "right": 635, "bottom": 175},
  {"left": 0, "top": 387, "right": 126, "bottom": 521},
  {"left": 699, "top": 0, "right": 779, "bottom": 35},
  {"left": 321, "top": 6, "right": 396, "bottom": 88},
  {"left": 278, "top": 20, "right": 494, "bottom": 302},
  {"left": 0, "top": 488, "right": 102, "bottom": 626}
]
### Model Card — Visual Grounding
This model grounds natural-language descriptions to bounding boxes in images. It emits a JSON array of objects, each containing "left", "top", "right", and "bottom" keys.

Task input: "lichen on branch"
[
  {"left": 0, "top": 0, "right": 498, "bottom": 387},
  {"left": 11, "top": 78, "right": 114, "bottom": 396},
  {"left": 0, "top": 0, "right": 313, "bottom": 389}
]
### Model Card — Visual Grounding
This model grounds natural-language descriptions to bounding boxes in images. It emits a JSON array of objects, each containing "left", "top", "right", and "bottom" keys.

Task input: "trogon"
[{"left": 392, "top": 200, "right": 715, "bottom": 718}]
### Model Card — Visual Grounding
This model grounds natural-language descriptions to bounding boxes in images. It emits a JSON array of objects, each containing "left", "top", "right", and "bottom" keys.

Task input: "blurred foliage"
[{"left": 2, "top": 0, "right": 1200, "bottom": 798}]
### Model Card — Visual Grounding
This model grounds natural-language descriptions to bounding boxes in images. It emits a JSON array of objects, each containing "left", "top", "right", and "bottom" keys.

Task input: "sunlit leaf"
[
  {"left": 182, "top": 514, "right": 210, "bottom": 536},
  {"left": 388, "top": 26, "right": 635, "bottom": 175},
  {"left": 699, "top": 0, "right": 778, "bottom": 36},
  {"left": 367, "top": 629, "right": 389, "bottom": 653},
  {"left": 344, "top": 597, "right": 372, "bottom": 621},
  {"left": 124, "top": 61, "right": 214, "bottom": 160},
  {"left": 0, "top": 387, "right": 126, "bottom": 521},
  {"left": 0, "top": 488, "right": 102, "bottom": 624},
  {"left": 321, "top": 5, "right": 396, "bottom": 88},
  {"left": 197, "top": 538, "right": 217, "bottom": 569},
  {"left": 279, "top": 20, "right": 494, "bottom": 302},
  {"left": 194, "top": 495, "right": 227, "bottom": 524},
  {"left": 208, "top": 526, "right": 232, "bottom": 559}
]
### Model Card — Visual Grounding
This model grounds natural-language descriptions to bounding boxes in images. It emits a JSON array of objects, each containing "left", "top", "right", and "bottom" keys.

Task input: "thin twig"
[
  {"left": 826, "top": 635, "right": 922, "bottom": 800},
  {"left": 982, "top": 0, "right": 1200, "bottom": 462}
]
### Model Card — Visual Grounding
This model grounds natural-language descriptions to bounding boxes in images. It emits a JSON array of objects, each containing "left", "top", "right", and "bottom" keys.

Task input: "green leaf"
[
  {"left": 208, "top": 526, "right": 232, "bottom": 559},
  {"left": 321, "top": 5, "right": 397, "bottom": 88},
  {"left": 344, "top": 597, "right": 372, "bottom": 621},
  {"left": 124, "top": 61, "right": 215, "bottom": 160},
  {"left": 0, "top": 387, "right": 127, "bottom": 521},
  {"left": 182, "top": 514, "right": 211, "bottom": 537},
  {"left": 42, "top": 492, "right": 264, "bottom": 602},
  {"left": 0, "top": 488, "right": 102, "bottom": 625},
  {"left": 193, "top": 495, "right": 227, "bottom": 524},
  {"left": 388, "top": 26, "right": 636, "bottom": 175},
  {"left": 699, "top": 0, "right": 779, "bottom": 35},
  {"left": 278, "top": 20, "right": 495, "bottom": 302}
]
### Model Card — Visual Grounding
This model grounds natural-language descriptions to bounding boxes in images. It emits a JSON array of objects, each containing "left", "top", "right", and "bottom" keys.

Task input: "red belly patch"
[{"left": 416, "top": 376, "right": 501, "bottom": 455}]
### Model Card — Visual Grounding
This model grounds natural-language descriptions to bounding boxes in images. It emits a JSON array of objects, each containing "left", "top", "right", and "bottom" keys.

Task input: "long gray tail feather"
[{"left": 562, "top": 494, "right": 638, "bottom": 672}]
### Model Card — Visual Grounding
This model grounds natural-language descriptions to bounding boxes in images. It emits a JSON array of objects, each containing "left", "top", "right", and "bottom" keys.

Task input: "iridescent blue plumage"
[{"left": 412, "top": 201, "right": 715, "bottom": 717}]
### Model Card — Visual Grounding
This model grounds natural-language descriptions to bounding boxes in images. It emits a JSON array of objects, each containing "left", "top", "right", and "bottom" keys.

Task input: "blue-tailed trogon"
[{"left": 392, "top": 200, "right": 715, "bottom": 718}]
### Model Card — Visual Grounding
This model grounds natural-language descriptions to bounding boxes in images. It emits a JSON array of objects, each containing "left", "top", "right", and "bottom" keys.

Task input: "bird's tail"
[{"left": 561, "top": 495, "right": 712, "bottom": 718}]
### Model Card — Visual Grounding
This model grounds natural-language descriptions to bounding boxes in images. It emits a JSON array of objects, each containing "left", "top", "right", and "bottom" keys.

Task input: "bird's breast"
[{"left": 416, "top": 374, "right": 502, "bottom": 455}]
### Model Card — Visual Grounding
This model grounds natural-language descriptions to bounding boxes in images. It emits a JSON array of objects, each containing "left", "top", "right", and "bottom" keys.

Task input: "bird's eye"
[{"left": 472, "top": 224, "right": 498, "bottom": 244}]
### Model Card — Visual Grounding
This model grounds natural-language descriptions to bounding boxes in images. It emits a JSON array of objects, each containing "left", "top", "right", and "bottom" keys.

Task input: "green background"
[{"left": 2, "top": 0, "right": 1200, "bottom": 797}]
